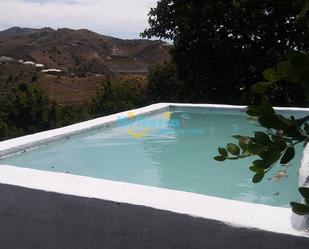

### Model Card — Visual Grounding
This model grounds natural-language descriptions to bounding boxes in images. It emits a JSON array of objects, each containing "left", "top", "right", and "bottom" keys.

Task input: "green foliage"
[
  {"left": 214, "top": 51, "right": 309, "bottom": 215},
  {"left": 252, "top": 173, "right": 265, "bottom": 183},
  {"left": 218, "top": 147, "right": 228, "bottom": 157},
  {"left": 214, "top": 124, "right": 300, "bottom": 177},
  {"left": 57, "top": 105, "right": 90, "bottom": 127},
  {"left": 0, "top": 84, "right": 58, "bottom": 139},
  {"left": 291, "top": 202, "right": 309, "bottom": 215},
  {"left": 148, "top": 61, "right": 184, "bottom": 103},
  {"left": 0, "top": 84, "right": 89, "bottom": 141},
  {"left": 226, "top": 143, "right": 240, "bottom": 156},
  {"left": 142, "top": 0, "right": 309, "bottom": 105},
  {"left": 291, "top": 187, "right": 309, "bottom": 215},
  {"left": 251, "top": 52, "right": 309, "bottom": 100},
  {"left": 90, "top": 78, "right": 148, "bottom": 117},
  {"left": 0, "top": 78, "right": 150, "bottom": 141},
  {"left": 280, "top": 147, "right": 295, "bottom": 164}
]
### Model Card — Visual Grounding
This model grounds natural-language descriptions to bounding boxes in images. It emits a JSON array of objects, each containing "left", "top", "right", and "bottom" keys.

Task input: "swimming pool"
[{"left": 0, "top": 105, "right": 307, "bottom": 207}]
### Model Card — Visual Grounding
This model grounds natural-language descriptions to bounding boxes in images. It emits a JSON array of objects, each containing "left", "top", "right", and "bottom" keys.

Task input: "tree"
[
  {"left": 0, "top": 78, "right": 150, "bottom": 141},
  {"left": 212, "top": 1, "right": 309, "bottom": 214},
  {"left": 0, "top": 83, "right": 58, "bottom": 140},
  {"left": 148, "top": 61, "right": 184, "bottom": 103},
  {"left": 142, "top": 0, "right": 309, "bottom": 105},
  {"left": 90, "top": 78, "right": 148, "bottom": 117},
  {"left": 214, "top": 51, "right": 309, "bottom": 215},
  {"left": 142, "top": 0, "right": 309, "bottom": 214},
  {"left": 57, "top": 105, "right": 90, "bottom": 127}
]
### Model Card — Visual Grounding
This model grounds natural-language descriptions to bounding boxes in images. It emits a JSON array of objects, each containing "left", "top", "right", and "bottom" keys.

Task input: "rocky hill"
[
  {"left": 0, "top": 27, "right": 171, "bottom": 75},
  {"left": 0, "top": 27, "right": 53, "bottom": 38},
  {"left": 0, "top": 27, "right": 171, "bottom": 104}
]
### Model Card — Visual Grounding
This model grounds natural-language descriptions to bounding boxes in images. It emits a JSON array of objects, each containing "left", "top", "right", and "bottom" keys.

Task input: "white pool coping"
[
  {"left": 0, "top": 103, "right": 170, "bottom": 158},
  {"left": 0, "top": 103, "right": 309, "bottom": 238},
  {"left": 0, "top": 164, "right": 307, "bottom": 237}
]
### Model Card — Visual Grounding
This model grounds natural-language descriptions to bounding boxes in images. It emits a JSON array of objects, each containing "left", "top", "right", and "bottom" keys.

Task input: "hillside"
[
  {"left": 0, "top": 27, "right": 171, "bottom": 74},
  {"left": 0, "top": 27, "right": 53, "bottom": 38},
  {"left": 0, "top": 27, "right": 171, "bottom": 104}
]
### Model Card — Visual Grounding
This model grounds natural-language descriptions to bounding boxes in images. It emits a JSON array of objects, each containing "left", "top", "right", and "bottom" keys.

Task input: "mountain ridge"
[
  {"left": 0, "top": 26, "right": 55, "bottom": 38},
  {"left": 0, "top": 27, "right": 171, "bottom": 105},
  {"left": 0, "top": 26, "right": 171, "bottom": 75}
]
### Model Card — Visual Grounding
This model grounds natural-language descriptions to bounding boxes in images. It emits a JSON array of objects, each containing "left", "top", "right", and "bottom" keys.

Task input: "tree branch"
[{"left": 296, "top": 115, "right": 309, "bottom": 126}]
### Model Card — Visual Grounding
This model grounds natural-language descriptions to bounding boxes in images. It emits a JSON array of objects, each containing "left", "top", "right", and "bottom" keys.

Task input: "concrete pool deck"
[{"left": 0, "top": 103, "right": 308, "bottom": 248}]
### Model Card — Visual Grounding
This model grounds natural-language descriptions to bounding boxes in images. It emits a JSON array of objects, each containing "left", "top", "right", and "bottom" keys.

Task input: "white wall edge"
[
  {"left": 0, "top": 103, "right": 309, "bottom": 239},
  {"left": 300, "top": 142, "right": 309, "bottom": 187},
  {"left": 169, "top": 103, "right": 309, "bottom": 112},
  {"left": 0, "top": 164, "right": 307, "bottom": 238},
  {"left": 0, "top": 103, "right": 170, "bottom": 158}
]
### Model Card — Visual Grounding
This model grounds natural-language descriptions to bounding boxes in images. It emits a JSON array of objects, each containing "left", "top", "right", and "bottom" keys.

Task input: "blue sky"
[{"left": 0, "top": 0, "right": 157, "bottom": 39}]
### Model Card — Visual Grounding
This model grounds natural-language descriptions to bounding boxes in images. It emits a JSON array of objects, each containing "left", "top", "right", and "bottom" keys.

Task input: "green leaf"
[
  {"left": 290, "top": 202, "right": 309, "bottom": 215},
  {"left": 251, "top": 82, "right": 273, "bottom": 94},
  {"left": 242, "top": 149, "right": 252, "bottom": 156},
  {"left": 218, "top": 147, "right": 228, "bottom": 157},
  {"left": 276, "top": 114, "right": 296, "bottom": 127},
  {"left": 258, "top": 115, "right": 280, "bottom": 129},
  {"left": 271, "top": 136, "right": 287, "bottom": 151},
  {"left": 254, "top": 132, "right": 270, "bottom": 144},
  {"left": 214, "top": 156, "right": 226, "bottom": 161},
  {"left": 276, "top": 61, "right": 290, "bottom": 72},
  {"left": 249, "top": 166, "right": 265, "bottom": 173},
  {"left": 253, "top": 172, "right": 265, "bottom": 183},
  {"left": 299, "top": 187, "right": 309, "bottom": 199},
  {"left": 280, "top": 147, "right": 295, "bottom": 164},
  {"left": 257, "top": 101, "right": 275, "bottom": 116},
  {"left": 233, "top": 135, "right": 251, "bottom": 142},
  {"left": 238, "top": 139, "right": 248, "bottom": 150},
  {"left": 232, "top": 135, "right": 243, "bottom": 140},
  {"left": 247, "top": 107, "right": 260, "bottom": 117},
  {"left": 263, "top": 68, "right": 277, "bottom": 81},
  {"left": 253, "top": 159, "right": 269, "bottom": 169},
  {"left": 247, "top": 143, "right": 266, "bottom": 155},
  {"left": 299, "top": 1, "right": 309, "bottom": 19},
  {"left": 226, "top": 143, "right": 240, "bottom": 156},
  {"left": 235, "top": 136, "right": 252, "bottom": 150},
  {"left": 260, "top": 148, "right": 281, "bottom": 165}
]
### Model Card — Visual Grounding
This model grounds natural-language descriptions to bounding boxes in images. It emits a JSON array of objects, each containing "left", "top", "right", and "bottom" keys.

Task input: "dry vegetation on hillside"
[{"left": 0, "top": 27, "right": 170, "bottom": 105}]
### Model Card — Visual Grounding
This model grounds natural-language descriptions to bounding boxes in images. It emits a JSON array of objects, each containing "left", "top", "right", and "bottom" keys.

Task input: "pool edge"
[
  {"left": 0, "top": 164, "right": 308, "bottom": 239},
  {"left": 0, "top": 103, "right": 309, "bottom": 240}
]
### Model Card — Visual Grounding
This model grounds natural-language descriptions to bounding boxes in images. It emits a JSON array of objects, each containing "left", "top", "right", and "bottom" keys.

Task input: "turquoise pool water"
[{"left": 1, "top": 107, "right": 307, "bottom": 207}]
